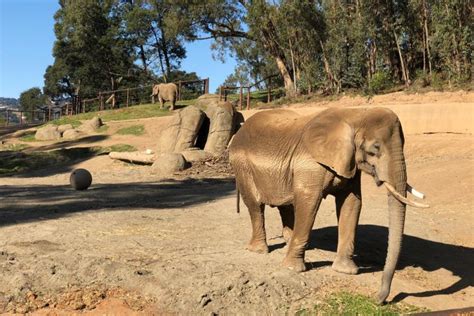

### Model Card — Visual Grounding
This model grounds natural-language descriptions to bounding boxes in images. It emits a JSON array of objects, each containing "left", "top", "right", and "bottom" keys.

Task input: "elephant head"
[
  {"left": 151, "top": 84, "right": 160, "bottom": 97},
  {"left": 302, "top": 107, "right": 428, "bottom": 303}
]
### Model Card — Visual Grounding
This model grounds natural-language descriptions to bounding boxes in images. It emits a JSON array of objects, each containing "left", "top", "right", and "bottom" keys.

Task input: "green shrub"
[{"left": 368, "top": 71, "right": 393, "bottom": 94}]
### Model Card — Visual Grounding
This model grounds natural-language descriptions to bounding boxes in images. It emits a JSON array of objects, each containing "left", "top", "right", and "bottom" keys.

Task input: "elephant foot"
[
  {"left": 282, "top": 228, "right": 293, "bottom": 244},
  {"left": 246, "top": 240, "right": 269, "bottom": 254},
  {"left": 282, "top": 257, "right": 306, "bottom": 273},
  {"left": 332, "top": 257, "right": 359, "bottom": 275}
]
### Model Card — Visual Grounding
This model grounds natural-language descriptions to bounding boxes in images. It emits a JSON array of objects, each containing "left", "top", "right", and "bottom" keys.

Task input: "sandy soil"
[{"left": 0, "top": 91, "right": 473, "bottom": 314}]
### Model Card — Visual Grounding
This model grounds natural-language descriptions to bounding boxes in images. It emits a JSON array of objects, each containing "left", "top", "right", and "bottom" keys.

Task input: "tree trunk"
[
  {"left": 393, "top": 30, "right": 410, "bottom": 86},
  {"left": 139, "top": 45, "right": 148, "bottom": 73},
  {"left": 422, "top": 0, "right": 432, "bottom": 75}
]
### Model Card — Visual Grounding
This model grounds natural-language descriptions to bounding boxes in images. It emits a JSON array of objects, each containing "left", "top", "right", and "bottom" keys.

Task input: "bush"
[{"left": 368, "top": 71, "right": 393, "bottom": 94}]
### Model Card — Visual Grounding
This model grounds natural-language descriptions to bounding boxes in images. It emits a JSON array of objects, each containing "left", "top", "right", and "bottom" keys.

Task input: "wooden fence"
[
  {"left": 67, "top": 78, "right": 210, "bottom": 116},
  {"left": 1, "top": 109, "right": 48, "bottom": 127},
  {"left": 218, "top": 75, "right": 279, "bottom": 110}
]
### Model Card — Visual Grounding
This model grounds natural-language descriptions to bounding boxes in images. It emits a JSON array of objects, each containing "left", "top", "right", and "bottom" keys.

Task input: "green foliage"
[
  {"left": 96, "top": 144, "right": 137, "bottom": 154},
  {"left": 296, "top": 292, "right": 427, "bottom": 315},
  {"left": 368, "top": 71, "right": 393, "bottom": 94},
  {"left": 19, "top": 87, "right": 47, "bottom": 120},
  {"left": 116, "top": 125, "right": 145, "bottom": 136}
]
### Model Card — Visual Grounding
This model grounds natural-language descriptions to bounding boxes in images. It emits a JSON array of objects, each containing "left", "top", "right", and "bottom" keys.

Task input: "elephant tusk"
[
  {"left": 383, "top": 182, "right": 430, "bottom": 208},
  {"left": 407, "top": 184, "right": 425, "bottom": 199}
]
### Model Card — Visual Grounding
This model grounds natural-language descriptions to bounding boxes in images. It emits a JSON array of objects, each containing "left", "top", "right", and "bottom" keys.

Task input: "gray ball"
[{"left": 70, "top": 168, "right": 92, "bottom": 190}]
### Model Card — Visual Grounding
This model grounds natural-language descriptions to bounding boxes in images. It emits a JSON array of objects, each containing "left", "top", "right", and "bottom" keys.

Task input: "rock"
[
  {"left": 204, "top": 102, "right": 235, "bottom": 155},
  {"left": 181, "top": 148, "right": 213, "bottom": 162},
  {"left": 157, "top": 106, "right": 205, "bottom": 153},
  {"left": 151, "top": 153, "right": 187, "bottom": 175},
  {"left": 78, "top": 117, "right": 103, "bottom": 133},
  {"left": 57, "top": 124, "right": 73, "bottom": 133},
  {"left": 109, "top": 151, "right": 155, "bottom": 164},
  {"left": 62, "top": 129, "right": 82, "bottom": 140},
  {"left": 195, "top": 94, "right": 220, "bottom": 110},
  {"left": 35, "top": 125, "right": 61, "bottom": 141}
]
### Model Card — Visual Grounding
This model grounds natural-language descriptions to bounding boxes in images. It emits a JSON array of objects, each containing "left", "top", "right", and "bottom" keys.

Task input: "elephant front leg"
[
  {"left": 159, "top": 97, "right": 164, "bottom": 109},
  {"left": 283, "top": 193, "right": 323, "bottom": 272},
  {"left": 332, "top": 174, "right": 362, "bottom": 275},
  {"left": 278, "top": 205, "right": 294, "bottom": 244}
]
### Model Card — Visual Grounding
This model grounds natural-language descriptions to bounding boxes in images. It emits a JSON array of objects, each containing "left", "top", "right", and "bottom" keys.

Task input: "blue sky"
[{"left": 0, "top": 0, "right": 237, "bottom": 99}]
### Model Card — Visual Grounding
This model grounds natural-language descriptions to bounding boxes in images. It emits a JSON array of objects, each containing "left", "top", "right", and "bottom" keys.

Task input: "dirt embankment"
[{"left": 0, "top": 91, "right": 473, "bottom": 314}]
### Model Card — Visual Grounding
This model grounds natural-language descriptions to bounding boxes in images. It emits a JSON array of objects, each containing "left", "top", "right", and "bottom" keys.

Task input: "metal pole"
[{"left": 20, "top": 111, "right": 23, "bottom": 125}]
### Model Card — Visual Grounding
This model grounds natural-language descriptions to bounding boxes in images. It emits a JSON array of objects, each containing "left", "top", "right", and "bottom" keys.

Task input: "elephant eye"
[{"left": 366, "top": 142, "right": 380, "bottom": 156}]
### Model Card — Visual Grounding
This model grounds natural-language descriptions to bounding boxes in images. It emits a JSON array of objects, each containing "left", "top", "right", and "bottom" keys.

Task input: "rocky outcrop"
[
  {"left": 157, "top": 106, "right": 205, "bottom": 153},
  {"left": 35, "top": 125, "right": 61, "bottom": 141},
  {"left": 62, "top": 129, "right": 82, "bottom": 140},
  {"left": 57, "top": 124, "right": 74, "bottom": 134},
  {"left": 151, "top": 153, "right": 188, "bottom": 175},
  {"left": 77, "top": 117, "right": 103, "bottom": 133},
  {"left": 204, "top": 102, "right": 235, "bottom": 155}
]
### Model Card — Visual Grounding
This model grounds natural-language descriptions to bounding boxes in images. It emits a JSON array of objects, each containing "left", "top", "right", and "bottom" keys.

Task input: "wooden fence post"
[
  {"left": 6, "top": 110, "right": 9, "bottom": 126},
  {"left": 239, "top": 87, "right": 243, "bottom": 110},
  {"left": 82, "top": 100, "right": 86, "bottom": 113},
  {"left": 20, "top": 111, "right": 23, "bottom": 125},
  {"left": 267, "top": 77, "right": 272, "bottom": 103},
  {"left": 126, "top": 88, "right": 130, "bottom": 107},
  {"left": 246, "top": 87, "right": 251, "bottom": 110},
  {"left": 219, "top": 86, "right": 223, "bottom": 101},
  {"left": 204, "top": 78, "right": 209, "bottom": 94},
  {"left": 99, "top": 92, "right": 104, "bottom": 111}
]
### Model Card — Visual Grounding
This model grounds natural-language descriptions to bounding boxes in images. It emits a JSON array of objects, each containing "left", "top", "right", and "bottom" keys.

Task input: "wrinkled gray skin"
[
  {"left": 151, "top": 83, "right": 178, "bottom": 110},
  {"left": 229, "top": 107, "right": 410, "bottom": 304}
]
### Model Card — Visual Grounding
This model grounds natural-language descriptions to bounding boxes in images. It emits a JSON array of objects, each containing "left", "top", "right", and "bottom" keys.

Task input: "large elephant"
[
  {"left": 228, "top": 107, "right": 428, "bottom": 304},
  {"left": 151, "top": 83, "right": 178, "bottom": 110}
]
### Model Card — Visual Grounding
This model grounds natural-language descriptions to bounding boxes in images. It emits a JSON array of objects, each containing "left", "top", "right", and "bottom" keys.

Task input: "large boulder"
[
  {"left": 195, "top": 94, "right": 220, "bottom": 110},
  {"left": 35, "top": 125, "right": 61, "bottom": 141},
  {"left": 57, "top": 124, "right": 73, "bottom": 134},
  {"left": 62, "top": 129, "right": 82, "bottom": 140},
  {"left": 204, "top": 102, "right": 236, "bottom": 155},
  {"left": 77, "top": 117, "right": 103, "bottom": 133},
  {"left": 151, "top": 153, "right": 187, "bottom": 175},
  {"left": 157, "top": 106, "right": 205, "bottom": 153},
  {"left": 181, "top": 148, "right": 213, "bottom": 162}
]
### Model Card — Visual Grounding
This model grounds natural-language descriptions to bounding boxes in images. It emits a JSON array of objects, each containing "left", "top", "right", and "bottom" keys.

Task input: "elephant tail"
[{"left": 236, "top": 188, "right": 240, "bottom": 214}]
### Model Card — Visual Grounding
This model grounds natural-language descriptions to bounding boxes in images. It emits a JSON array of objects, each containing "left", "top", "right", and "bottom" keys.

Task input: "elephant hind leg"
[
  {"left": 278, "top": 205, "right": 294, "bottom": 244},
  {"left": 241, "top": 195, "right": 268, "bottom": 254}
]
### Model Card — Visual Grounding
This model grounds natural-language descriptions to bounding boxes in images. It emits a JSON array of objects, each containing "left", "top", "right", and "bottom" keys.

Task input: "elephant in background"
[
  {"left": 151, "top": 83, "right": 178, "bottom": 110},
  {"left": 228, "top": 107, "right": 428, "bottom": 304}
]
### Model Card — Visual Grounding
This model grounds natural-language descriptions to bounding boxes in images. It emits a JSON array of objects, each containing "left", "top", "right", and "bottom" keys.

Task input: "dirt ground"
[{"left": 0, "top": 91, "right": 473, "bottom": 314}]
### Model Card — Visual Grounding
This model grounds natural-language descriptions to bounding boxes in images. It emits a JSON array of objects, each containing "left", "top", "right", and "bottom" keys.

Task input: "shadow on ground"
[
  {"left": 0, "top": 178, "right": 235, "bottom": 226},
  {"left": 298, "top": 225, "right": 474, "bottom": 303}
]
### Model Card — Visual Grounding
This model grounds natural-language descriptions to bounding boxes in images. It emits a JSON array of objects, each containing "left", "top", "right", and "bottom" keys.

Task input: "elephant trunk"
[{"left": 377, "top": 134, "right": 407, "bottom": 304}]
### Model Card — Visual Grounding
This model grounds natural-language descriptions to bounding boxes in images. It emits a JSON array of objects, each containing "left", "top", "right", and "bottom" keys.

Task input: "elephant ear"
[{"left": 302, "top": 112, "right": 356, "bottom": 179}]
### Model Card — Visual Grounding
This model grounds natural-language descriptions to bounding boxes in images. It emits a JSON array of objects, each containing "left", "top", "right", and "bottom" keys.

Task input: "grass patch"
[
  {"left": 46, "top": 100, "right": 196, "bottom": 127},
  {"left": 19, "top": 131, "right": 37, "bottom": 142},
  {"left": 97, "top": 125, "right": 109, "bottom": 133},
  {"left": 116, "top": 124, "right": 145, "bottom": 136},
  {"left": 97, "top": 143, "right": 137, "bottom": 154},
  {"left": 296, "top": 292, "right": 426, "bottom": 315},
  {"left": 0, "top": 144, "right": 136, "bottom": 175},
  {"left": 0, "top": 143, "right": 30, "bottom": 151}
]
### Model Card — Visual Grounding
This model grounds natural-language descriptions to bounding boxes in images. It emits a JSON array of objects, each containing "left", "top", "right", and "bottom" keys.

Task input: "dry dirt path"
[{"left": 0, "top": 91, "right": 473, "bottom": 313}]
